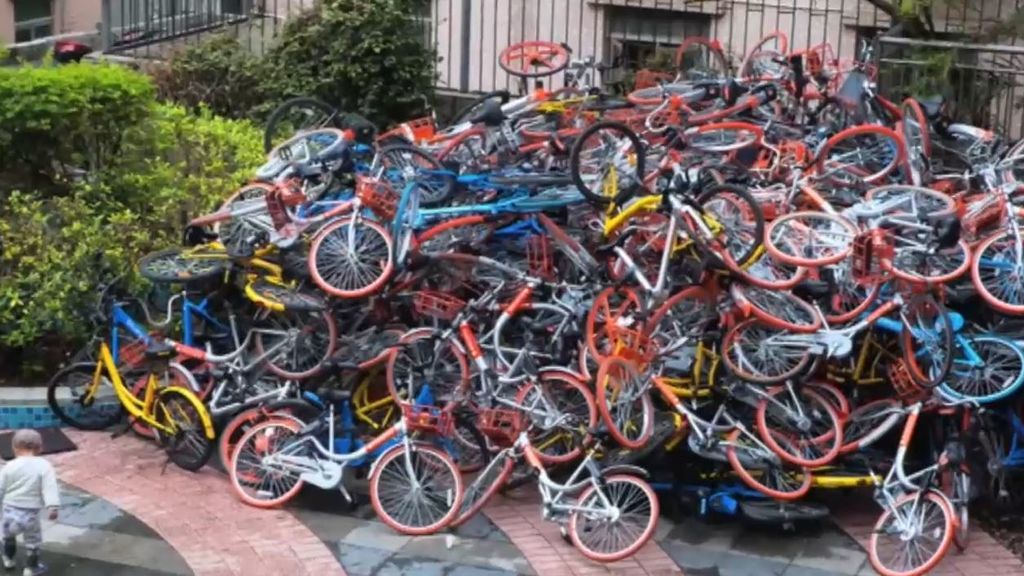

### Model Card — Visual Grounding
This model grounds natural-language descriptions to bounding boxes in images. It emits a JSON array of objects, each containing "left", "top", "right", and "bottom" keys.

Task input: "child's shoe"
[
  {"left": 1, "top": 555, "right": 14, "bottom": 570},
  {"left": 22, "top": 564, "right": 46, "bottom": 576}
]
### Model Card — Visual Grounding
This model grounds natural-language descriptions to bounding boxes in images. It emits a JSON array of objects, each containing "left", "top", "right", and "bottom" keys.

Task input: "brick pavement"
[
  {"left": 833, "top": 502, "right": 1024, "bottom": 576},
  {"left": 49, "top": 430, "right": 344, "bottom": 576},
  {"left": 484, "top": 492, "right": 683, "bottom": 576}
]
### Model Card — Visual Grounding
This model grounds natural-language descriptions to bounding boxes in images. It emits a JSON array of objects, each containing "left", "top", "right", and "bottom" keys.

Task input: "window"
[
  {"left": 14, "top": 0, "right": 53, "bottom": 43},
  {"left": 410, "top": 0, "right": 433, "bottom": 49},
  {"left": 606, "top": 7, "right": 711, "bottom": 71}
]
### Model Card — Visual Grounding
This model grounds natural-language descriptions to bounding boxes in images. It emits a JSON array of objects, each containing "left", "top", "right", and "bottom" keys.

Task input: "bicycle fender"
[
  {"left": 162, "top": 385, "right": 216, "bottom": 439},
  {"left": 601, "top": 464, "right": 649, "bottom": 479}
]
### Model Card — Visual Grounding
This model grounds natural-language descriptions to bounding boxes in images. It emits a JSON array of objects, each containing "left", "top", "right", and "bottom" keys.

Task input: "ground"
[{"left": 4, "top": 431, "right": 1020, "bottom": 576}]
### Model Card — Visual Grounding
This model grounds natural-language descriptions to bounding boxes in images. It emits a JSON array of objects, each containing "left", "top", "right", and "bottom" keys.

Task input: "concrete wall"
[
  {"left": 0, "top": 1, "right": 15, "bottom": 44},
  {"left": 55, "top": 0, "right": 102, "bottom": 36}
]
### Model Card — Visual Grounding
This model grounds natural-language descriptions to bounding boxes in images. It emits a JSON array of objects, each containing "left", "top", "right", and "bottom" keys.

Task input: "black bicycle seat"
[
  {"left": 930, "top": 214, "right": 962, "bottom": 249},
  {"left": 316, "top": 387, "right": 352, "bottom": 404},
  {"left": 792, "top": 280, "right": 833, "bottom": 302},
  {"left": 916, "top": 95, "right": 945, "bottom": 120},
  {"left": 144, "top": 341, "right": 176, "bottom": 362},
  {"left": 468, "top": 99, "right": 506, "bottom": 127}
]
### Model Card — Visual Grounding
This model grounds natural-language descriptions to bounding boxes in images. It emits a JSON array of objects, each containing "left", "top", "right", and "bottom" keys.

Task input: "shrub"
[
  {"left": 0, "top": 63, "right": 154, "bottom": 192},
  {"left": 0, "top": 64, "right": 263, "bottom": 379},
  {"left": 152, "top": 35, "right": 267, "bottom": 121}
]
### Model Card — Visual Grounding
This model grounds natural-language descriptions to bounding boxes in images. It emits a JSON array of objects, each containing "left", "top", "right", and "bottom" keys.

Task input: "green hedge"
[{"left": 0, "top": 63, "right": 263, "bottom": 378}]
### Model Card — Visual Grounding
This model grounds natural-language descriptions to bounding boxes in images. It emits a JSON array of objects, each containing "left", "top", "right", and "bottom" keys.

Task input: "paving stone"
[
  {"left": 337, "top": 542, "right": 395, "bottom": 576},
  {"left": 375, "top": 557, "right": 449, "bottom": 576}
]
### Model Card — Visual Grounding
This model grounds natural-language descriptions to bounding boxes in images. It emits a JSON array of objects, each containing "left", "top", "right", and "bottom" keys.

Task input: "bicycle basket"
[
  {"left": 888, "top": 359, "right": 928, "bottom": 404},
  {"left": 476, "top": 409, "right": 523, "bottom": 445},
  {"left": 633, "top": 69, "right": 675, "bottom": 91},
  {"left": 118, "top": 339, "right": 148, "bottom": 368},
  {"left": 851, "top": 230, "right": 891, "bottom": 285},
  {"left": 412, "top": 291, "right": 467, "bottom": 321},
  {"left": 355, "top": 177, "right": 399, "bottom": 221},
  {"left": 526, "top": 235, "right": 555, "bottom": 281},
  {"left": 402, "top": 403, "right": 454, "bottom": 435}
]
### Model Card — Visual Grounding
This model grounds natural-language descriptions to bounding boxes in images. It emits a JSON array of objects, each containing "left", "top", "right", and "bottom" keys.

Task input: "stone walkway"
[{"left": 7, "top": 430, "right": 1024, "bottom": 576}]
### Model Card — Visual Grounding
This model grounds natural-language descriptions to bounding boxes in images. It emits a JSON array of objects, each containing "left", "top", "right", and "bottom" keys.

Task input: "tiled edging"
[{"left": 0, "top": 386, "right": 119, "bottom": 429}]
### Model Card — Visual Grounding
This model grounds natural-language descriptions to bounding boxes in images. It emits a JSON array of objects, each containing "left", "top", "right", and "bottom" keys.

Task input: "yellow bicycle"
[{"left": 47, "top": 339, "right": 216, "bottom": 471}]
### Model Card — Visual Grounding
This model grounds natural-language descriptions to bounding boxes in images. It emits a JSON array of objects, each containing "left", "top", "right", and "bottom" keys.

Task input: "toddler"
[{"left": 0, "top": 430, "right": 60, "bottom": 576}]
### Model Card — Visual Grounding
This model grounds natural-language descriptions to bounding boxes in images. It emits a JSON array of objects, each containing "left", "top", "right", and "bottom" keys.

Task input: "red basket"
[
  {"left": 402, "top": 403, "right": 454, "bottom": 435},
  {"left": 118, "top": 340, "right": 148, "bottom": 367},
  {"left": 378, "top": 116, "right": 437, "bottom": 144},
  {"left": 888, "top": 360, "right": 928, "bottom": 404},
  {"left": 356, "top": 177, "right": 399, "bottom": 221},
  {"left": 413, "top": 291, "right": 467, "bottom": 321},
  {"left": 851, "top": 230, "right": 892, "bottom": 285},
  {"left": 633, "top": 69, "right": 675, "bottom": 91},
  {"left": 526, "top": 235, "right": 554, "bottom": 280},
  {"left": 476, "top": 409, "right": 523, "bottom": 445}
]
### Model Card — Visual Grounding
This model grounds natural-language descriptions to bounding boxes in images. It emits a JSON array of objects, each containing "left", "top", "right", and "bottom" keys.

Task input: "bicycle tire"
[
  {"left": 138, "top": 247, "right": 228, "bottom": 285},
  {"left": 154, "top": 387, "right": 215, "bottom": 472},
  {"left": 450, "top": 90, "right": 511, "bottom": 125},
  {"left": 375, "top": 144, "right": 454, "bottom": 206},
  {"left": 230, "top": 417, "right": 307, "bottom": 508},
  {"left": 308, "top": 217, "right": 395, "bottom": 298},
  {"left": 868, "top": 490, "right": 954, "bottom": 576},
  {"left": 971, "top": 230, "right": 1024, "bottom": 315},
  {"left": 721, "top": 319, "right": 812, "bottom": 384},
  {"left": 217, "top": 399, "right": 315, "bottom": 471},
  {"left": 755, "top": 386, "right": 843, "bottom": 468},
  {"left": 691, "top": 183, "right": 766, "bottom": 272},
  {"left": 570, "top": 121, "right": 646, "bottom": 207},
  {"left": 385, "top": 328, "right": 470, "bottom": 406},
  {"left": 839, "top": 398, "right": 904, "bottom": 455},
  {"left": 726, "top": 429, "right": 812, "bottom": 501},
  {"left": 369, "top": 444, "right": 463, "bottom": 535},
  {"left": 514, "top": 373, "right": 598, "bottom": 464},
  {"left": 569, "top": 474, "right": 659, "bottom": 563},
  {"left": 254, "top": 308, "right": 337, "bottom": 380},
  {"left": 940, "top": 335, "right": 1024, "bottom": 405},
  {"left": 263, "top": 96, "right": 338, "bottom": 153},
  {"left": 449, "top": 410, "right": 491, "bottom": 474},
  {"left": 451, "top": 451, "right": 515, "bottom": 527},
  {"left": 815, "top": 124, "right": 905, "bottom": 184},
  {"left": 46, "top": 362, "right": 124, "bottom": 430},
  {"left": 765, "top": 211, "right": 857, "bottom": 268},
  {"left": 900, "top": 294, "right": 955, "bottom": 389},
  {"left": 595, "top": 355, "right": 654, "bottom": 450}
]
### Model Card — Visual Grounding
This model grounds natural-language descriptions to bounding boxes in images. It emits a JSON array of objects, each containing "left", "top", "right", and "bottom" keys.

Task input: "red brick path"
[
  {"left": 834, "top": 505, "right": 1024, "bottom": 576},
  {"left": 484, "top": 493, "right": 683, "bottom": 576},
  {"left": 51, "top": 431, "right": 344, "bottom": 576}
]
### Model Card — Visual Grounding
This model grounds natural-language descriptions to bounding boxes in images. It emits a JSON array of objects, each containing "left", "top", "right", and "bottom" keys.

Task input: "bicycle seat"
[
  {"left": 792, "top": 280, "right": 833, "bottom": 302},
  {"left": 916, "top": 95, "right": 945, "bottom": 120},
  {"left": 316, "top": 387, "right": 352, "bottom": 404},
  {"left": 468, "top": 99, "right": 507, "bottom": 127},
  {"left": 144, "top": 341, "right": 176, "bottom": 362},
  {"left": 930, "top": 214, "right": 962, "bottom": 249}
]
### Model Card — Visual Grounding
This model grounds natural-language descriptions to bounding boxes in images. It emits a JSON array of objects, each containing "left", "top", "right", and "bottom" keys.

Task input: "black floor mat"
[{"left": 0, "top": 427, "right": 78, "bottom": 460}]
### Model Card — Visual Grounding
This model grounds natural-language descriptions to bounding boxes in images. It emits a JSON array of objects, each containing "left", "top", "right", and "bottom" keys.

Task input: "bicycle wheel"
[
  {"left": 868, "top": 491, "right": 954, "bottom": 576},
  {"left": 128, "top": 363, "right": 202, "bottom": 439},
  {"left": 901, "top": 99, "right": 931, "bottom": 183},
  {"left": 308, "top": 216, "right": 395, "bottom": 298},
  {"left": 536, "top": 213, "right": 600, "bottom": 278},
  {"left": 739, "top": 31, "right": 789, "bottom": 80},
  {"left": 972, "top": 231, "right": 1024, "bottom": 315},
  {"left": 586, "top": 286, "right": 644, "bottom": 364},
  {"left": 816, "top": 125, "right": 905, "bottom": 184},
  {"left": 229, "top": 418, "right": 307, "bottom": 508},
  {"left": 693, "top": 183, "right": 765, "bottom": 271},
  {"left": 138, "top": 247, "right": 228, "bottom": 284},
  {"left": 569, "top": 474, "right": 659, "bottom": 563},
  {"left": 415, "top": 215, "right": 495, "bottom": 254},
  {"left": 864, "top": 184, "right": 957, "bottom": 219},
  {"left": 647, "top": 286, "right": 717, "bottom": 358},
  {"left": 369, "top": 444, "right": 463, "bottom": 535},
  {"left": 742, "top": 253, "right": 807, "bottom": 291},
  {"left": 683, "top": 122, "right": 762, "bottom": 152},
  {"left": 46, "top": 362, "right": 123, "bottom": 430},
  {"left": 676, "top": 37, "right": 729, "bottom": 81},
  {"left": 515, "top": 373, "right": 598, "bottom": 464},
  {"left": 595, "top": 356, "right": 654, "bottom": 450},
  {"left": 722, "top": 319, "right": 812, "bottom": 384},
  {"left": 264, "top": 96, "right": 338, "bottom": 153},
  {"left": 217, "top": 399, "right": 317, "bottom": 471},
  {"left": 726, "top": 429, "right": 812, "bottom": 501},
  {"left": 450, "top": 90, "right": 510, "bottom": 125},
  {"left": 738, "top": 285, "right": 822, "bottom": 333},
  {"left": 254, "top": 309, "right": 337, "bottom": 380},
  {"left": 215, "top": 183, "right": 274, "bottom": 253},
  {"left": 451, "top": 451, "right": 515, "bottom": 527},
  {"left": 385, "top": 329, "right": 470, "bottom": 406},
  {"left": 153, "top": 387, "right": 215, "bottom": 472},
  {"left": 839, "top": 398, "right": 904, "bottom": 455},
  {"left": 942, "top": 335, "right": 1024, "bottom": 405},
  {"left": 900, "top": 295, "right": 954, "bottom": 388},
  {"left": 941, "top": 467, "right": 971, "bottom": 552},
  {"left": 374, "top": 144, "right": 453, "bottom": 206},
  {"left": 765, "top": 211, "right": 857, "bottom": 268},
  {"left": 756, "top": 386, "right": 843, "bottom": 468},
  {"left": 826, "top": 260, "right": 881, "bottom": 324},
  {"left": 886, "top": 240, "right": 971, "bottom": 286},
  {"left": 570, "top": 121, "right": 646, "bottom": 206}
]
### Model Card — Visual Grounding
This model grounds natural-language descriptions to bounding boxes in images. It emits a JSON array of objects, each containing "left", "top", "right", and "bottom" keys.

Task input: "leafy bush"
[
  {"left": 152, "top": 35, "right": 267, "bottom": 121},
  {"left": 0, "top": 63, "right": 263, "bottom": 379},
  {"left": 154, "top": 0, "right": 437, "bottom": 127},
  {"left": 0, "top": 63, "right": 154, "bottom": 192}
]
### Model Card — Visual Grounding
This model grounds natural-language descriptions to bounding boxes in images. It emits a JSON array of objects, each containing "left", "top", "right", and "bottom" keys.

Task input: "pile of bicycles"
[{"left": 45, "top": 34, "right": 1024, "bottom": 573}]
